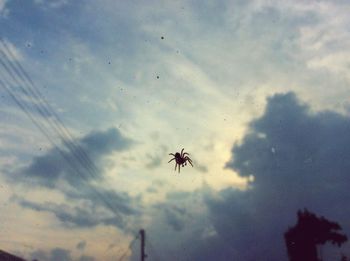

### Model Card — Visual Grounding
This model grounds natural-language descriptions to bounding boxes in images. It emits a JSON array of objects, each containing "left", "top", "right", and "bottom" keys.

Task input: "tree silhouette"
[
  {"left": 340, "top": 254, "right": 349, "bottom": 261},
  {"left": 284, "top": 209, "right": 348, "bottom": 261}
]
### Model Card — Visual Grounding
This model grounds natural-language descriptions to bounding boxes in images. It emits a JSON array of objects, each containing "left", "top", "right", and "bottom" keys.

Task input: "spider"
[{"left": 168, "top": 148, "right": 193, "bottom": 173}]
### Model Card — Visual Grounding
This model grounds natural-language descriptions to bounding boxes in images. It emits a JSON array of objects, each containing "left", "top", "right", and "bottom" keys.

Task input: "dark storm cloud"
[
  {"left": 8, "top": 127, "right": 132, "bottom": 187},
  {"left": 204, "top": 92, "right": 350, "bottom": 260},
  {"left": 140, "top": 92, "right": 350, "bottom": 260},
  {"left": 7, "top": 128, "right": 139, "bottom": 230},
  {"left": 79, "top": 128, "right": 132, "bottom": 158},
  {"left": 227, "top": 92, "right": 350, "bottom": 198}
]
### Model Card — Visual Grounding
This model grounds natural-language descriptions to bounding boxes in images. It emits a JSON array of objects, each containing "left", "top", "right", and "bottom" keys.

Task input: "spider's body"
[{"left": 168, "top": 148, "right": 193, "bottom": 173}]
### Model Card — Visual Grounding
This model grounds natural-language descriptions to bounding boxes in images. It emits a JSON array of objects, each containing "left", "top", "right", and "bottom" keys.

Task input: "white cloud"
[
  {"left": 0, "top": 0, "right": 9, "bottom": 17},
  {"left": 0, "top": 39, "right": 23, "bottom": 61},
  {"left": 297, "top": 1, "right": 350, "bottom": 80},
  {"left": 34, "top": 0, "right": 69, "bottom": 9}
]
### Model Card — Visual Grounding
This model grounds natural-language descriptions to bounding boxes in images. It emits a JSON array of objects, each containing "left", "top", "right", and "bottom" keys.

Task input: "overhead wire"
[
  {"left": 0, "top": 39, "right": 99, "bottom": 180},
  {"left": 0, "top": 76, "right": 123, "bottom": 220},
  {"left": 118, "top": 234, "right": 139, "bottom": 261},
  {"left": 0, "top": 39, "right": 124, "bottom": 217},
  {"left": 0, "top": 45, "right": 88, "bottom": 172}
]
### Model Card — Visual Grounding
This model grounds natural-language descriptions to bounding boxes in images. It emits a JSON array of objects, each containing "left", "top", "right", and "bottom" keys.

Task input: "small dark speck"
[
  {"left": 69, "top": 58, "right": 72, "bottom": 61},
  {"left": 108, "top": 61, "right": 111, "bottom": 64},
  {"left": 40, "top": 50, "right": 44, "bottom": 54},
  {"left": 161, "top": 36, "right": 164, "bottom": 40},
  {"left": 27, "top": 43, "right": 31, "bottom": 48},
  {"left": 156, "top": 76, "right": 160, "bottom": 79},
  {"left": 39, "top": 148, "right": 42, "bottom": 151}
]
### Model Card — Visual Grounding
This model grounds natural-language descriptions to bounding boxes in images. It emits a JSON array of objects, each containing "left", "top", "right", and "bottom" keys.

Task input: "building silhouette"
[{"left": 0, "top": 249, "right": 27, "bottom": 261}]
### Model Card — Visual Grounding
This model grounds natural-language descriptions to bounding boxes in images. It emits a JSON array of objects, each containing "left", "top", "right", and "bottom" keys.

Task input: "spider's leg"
[
  {"left": 183, "top": 152, "right": 189, "bottom": 156},
  {"left": 175, "top": 163, "right": 178, "bottom": 171},
  {"left": 169, "top": 153, "right": 175, "bottom": 156},
  {"left": 180, "top": 148, "right": 184, "bottom": 157},
  {"left": 168, "top": 158, "right": 175, "bottom": 163},
  {"left": 178, "top": 164, "right": 181, "bottom": 173},
  {"left": 186, "top": 157, "right": 193, "bottom": 167}
]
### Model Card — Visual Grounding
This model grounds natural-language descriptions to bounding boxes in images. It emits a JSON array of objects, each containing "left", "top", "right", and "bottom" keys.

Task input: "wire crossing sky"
[{"left": 0, "top": 38, "right": 133, "bottom": 226}]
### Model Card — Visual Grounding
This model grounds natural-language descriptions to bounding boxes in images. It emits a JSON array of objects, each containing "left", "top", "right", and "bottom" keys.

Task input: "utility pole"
[{"left": 139, "top": 229, "right": 147, "bottom": 261}]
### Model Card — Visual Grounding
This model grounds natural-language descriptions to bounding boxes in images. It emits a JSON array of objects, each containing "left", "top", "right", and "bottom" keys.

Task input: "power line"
[
  {"left": 118, "top": 234, "right": 139, "bottom": 261},
  {"left": 0, "top": 39, "right": 123, "bottom": 217},
  {"left": 0, "top": 76, "right": 122, "bottom": 219},
  {"left": 0, "top": 39, "right": 99, "bottom": 180},
  {"left": 0, "top": 45, "right": 90, "bottom": 173}
]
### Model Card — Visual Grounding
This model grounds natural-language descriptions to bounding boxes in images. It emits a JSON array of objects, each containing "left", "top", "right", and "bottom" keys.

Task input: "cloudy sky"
[{"left": 0, "top": 0, "right": 350, "bottom": 260}]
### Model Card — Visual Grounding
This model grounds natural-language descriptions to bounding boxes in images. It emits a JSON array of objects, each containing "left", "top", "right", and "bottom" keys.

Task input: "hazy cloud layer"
[
  {"left": 145, "top": 145, "right": 167, "bottom": 170},
  {"left": 30, "top": 247, "right": 95, "bottom": 261},
  {"left": 6, "top": 128, "right": 139, "bottom": 230},
  {"left": 137, "top": 92, "right": 350, "bottom": 260},
  {"left": 31, "top": 248, "right": 71, "bottom": 261},
  {"left": 13, "top": 195, "right": 136, "bottom": 229}
]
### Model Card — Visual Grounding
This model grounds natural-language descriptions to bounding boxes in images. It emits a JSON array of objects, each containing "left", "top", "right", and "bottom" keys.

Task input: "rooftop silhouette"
[{"left": 0, "top": 249, "right": 27, "bottom": 261}]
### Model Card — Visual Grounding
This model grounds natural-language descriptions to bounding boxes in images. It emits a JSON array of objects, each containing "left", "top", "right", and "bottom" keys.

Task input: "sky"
[{"left": 0, "top": 0, "right": 350, "bottom": 260}]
